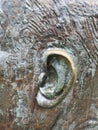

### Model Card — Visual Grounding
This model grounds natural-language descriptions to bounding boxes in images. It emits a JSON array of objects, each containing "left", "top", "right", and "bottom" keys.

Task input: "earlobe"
[{"left": 36, "top": 48, "right": 77, "bottom": 108}]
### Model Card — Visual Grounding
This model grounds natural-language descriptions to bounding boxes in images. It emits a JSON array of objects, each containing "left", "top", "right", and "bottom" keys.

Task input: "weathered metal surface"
[{"left": 0, "top": 0, "right": 98, "bottom": 129}]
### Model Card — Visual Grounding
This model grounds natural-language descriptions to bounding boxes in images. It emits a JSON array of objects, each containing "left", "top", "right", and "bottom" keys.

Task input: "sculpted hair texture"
[{"left": 26, "top": 0, "right": 98, "bottom": 65}]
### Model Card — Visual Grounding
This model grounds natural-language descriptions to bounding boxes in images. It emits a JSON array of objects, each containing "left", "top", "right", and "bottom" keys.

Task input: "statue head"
[{"left": 0, "top": 0, "right": 98, "bottom": 129}]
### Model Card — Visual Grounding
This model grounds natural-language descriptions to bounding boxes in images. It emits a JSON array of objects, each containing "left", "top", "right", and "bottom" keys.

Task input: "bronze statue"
[{"left": 0, "top": 0, "right": 98, "bottom": 129}]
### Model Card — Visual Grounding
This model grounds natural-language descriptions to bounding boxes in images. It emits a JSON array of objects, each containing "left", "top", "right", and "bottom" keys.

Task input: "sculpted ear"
[{"left": 36, "top": 48, "right": 77, "bottom": 108}]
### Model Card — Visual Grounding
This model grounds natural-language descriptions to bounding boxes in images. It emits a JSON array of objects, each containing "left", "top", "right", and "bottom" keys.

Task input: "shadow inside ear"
[{"left": 36, "top": 48, "right": 77, "bottom": 108}]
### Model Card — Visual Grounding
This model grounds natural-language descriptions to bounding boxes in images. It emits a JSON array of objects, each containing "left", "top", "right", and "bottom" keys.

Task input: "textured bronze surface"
[{"left": 0, "top": 0, "right": 98, "bottom": 130}]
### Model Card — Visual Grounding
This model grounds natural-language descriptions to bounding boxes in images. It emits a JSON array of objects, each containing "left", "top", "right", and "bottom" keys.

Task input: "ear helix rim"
[{"left": 37, "top": 48, "right": 77, "bottom": 108}]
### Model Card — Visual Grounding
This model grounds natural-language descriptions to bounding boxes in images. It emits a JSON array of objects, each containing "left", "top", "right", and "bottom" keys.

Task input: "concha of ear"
[{"left": 36, "top": 48, "right": 77, "bottom": 108}]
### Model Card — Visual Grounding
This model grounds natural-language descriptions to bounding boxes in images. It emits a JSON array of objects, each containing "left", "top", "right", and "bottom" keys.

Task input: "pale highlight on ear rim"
[{"left": 42, "top": 48, "right": 77, "bottom": 82}]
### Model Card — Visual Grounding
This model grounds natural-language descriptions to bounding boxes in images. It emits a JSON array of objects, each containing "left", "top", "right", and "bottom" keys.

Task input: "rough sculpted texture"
[{"left": 0, "top": 0, "right": 98, "bottom": 130}]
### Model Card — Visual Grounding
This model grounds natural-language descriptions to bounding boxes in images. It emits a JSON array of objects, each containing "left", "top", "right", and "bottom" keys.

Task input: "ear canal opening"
[
  {"left": 40, "top": 65, "right": 58, "bottom": 90},
  {"left": 36, "top": 48, "right": 77, "bottom": 108}
]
